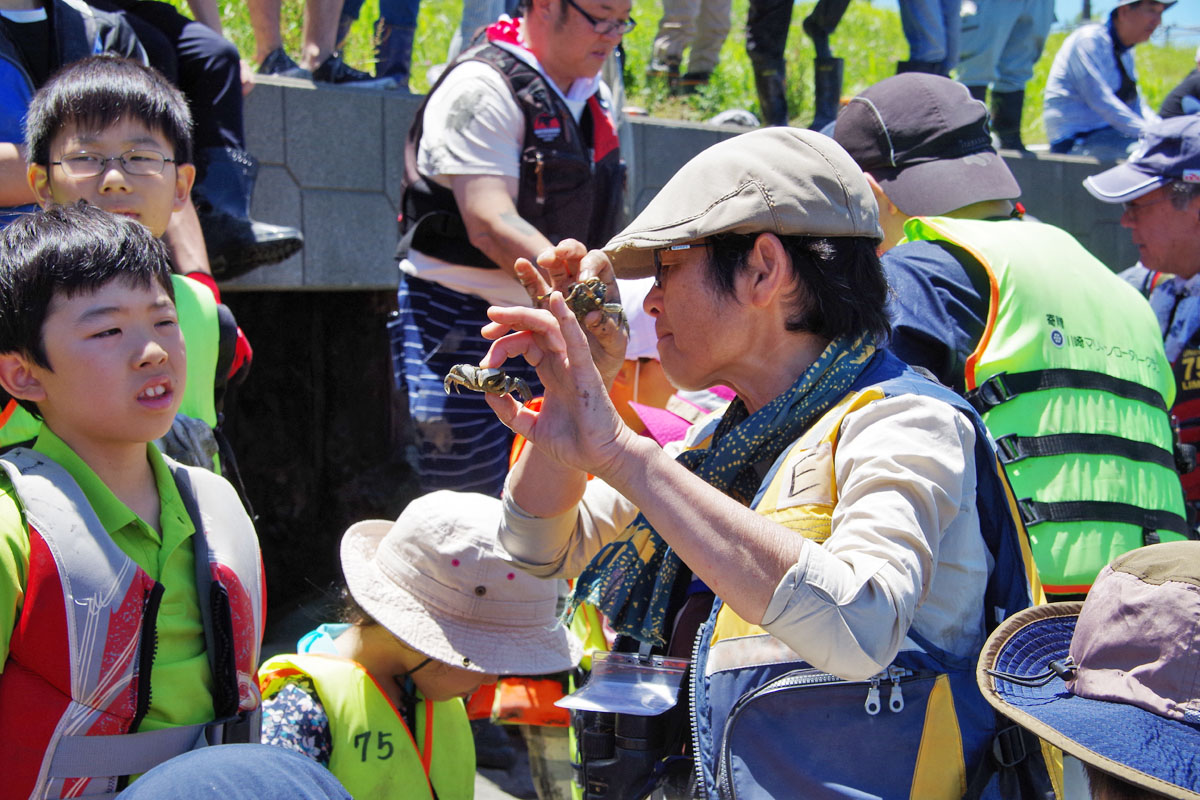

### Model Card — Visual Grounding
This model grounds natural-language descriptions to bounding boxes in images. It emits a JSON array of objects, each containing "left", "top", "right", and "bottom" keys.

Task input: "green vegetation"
[{"left": 183, "top": 0, "right": 1195, "bottom": 143}]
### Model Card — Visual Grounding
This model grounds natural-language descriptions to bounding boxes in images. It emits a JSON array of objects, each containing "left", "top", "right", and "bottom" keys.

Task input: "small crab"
[
  {"left": 444, "top": 364, "right": 533, "bottom": 405},
  {"left": 560, "top": 278, "right": 629, "bottom": 334}
]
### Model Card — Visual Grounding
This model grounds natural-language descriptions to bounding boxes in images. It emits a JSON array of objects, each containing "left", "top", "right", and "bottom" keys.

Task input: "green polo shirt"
[{"left": 0, "top": 427, "right": 215, "bottom": 730}]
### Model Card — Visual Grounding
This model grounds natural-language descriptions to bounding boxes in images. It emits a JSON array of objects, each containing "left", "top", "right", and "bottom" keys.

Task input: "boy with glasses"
[{"left": 13, "top": 55, "right": 253, "bottom": 478}]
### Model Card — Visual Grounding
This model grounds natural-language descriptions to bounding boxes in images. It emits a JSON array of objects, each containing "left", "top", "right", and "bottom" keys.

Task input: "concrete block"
[
  {"left": 284, "top": 85, "right": 385, "bottom": 191},
  {"left": 630, "top": 117, "right": 740, "bottom": 213},
  {"left": 298, "top": 189, "right": 400, "bottom": 290},
  {"left": 243, "top": 80, "right": 287, "bottom": 164}
]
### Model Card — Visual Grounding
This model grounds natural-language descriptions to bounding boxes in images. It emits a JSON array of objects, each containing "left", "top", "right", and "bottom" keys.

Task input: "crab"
[
  {"left": 444, "top": 364, "right": 533, "bottom": 405},
  {"left": 560, "top": 278, "right": 629, "bottom": 335}
]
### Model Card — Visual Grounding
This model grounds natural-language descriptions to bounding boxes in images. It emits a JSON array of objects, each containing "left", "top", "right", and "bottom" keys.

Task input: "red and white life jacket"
[{"left": 0, "top": 448, "right": 264, "bottom": 800}]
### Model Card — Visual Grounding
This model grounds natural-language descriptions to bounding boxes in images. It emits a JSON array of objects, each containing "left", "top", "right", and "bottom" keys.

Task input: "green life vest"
[
  {"left": 903, "top": 216, "right": 1188, "bottom": 594},
  {"left": 0, "top": 274, "right": 220, "bottom": 445},
  {"left": 259, "top": 652, "right": 475, "bottom": 800}
]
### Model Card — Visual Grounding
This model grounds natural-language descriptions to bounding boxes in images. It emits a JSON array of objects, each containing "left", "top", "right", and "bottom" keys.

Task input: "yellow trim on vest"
[{"left": 910, "top": 674, "right": 966, "bottom": 800}]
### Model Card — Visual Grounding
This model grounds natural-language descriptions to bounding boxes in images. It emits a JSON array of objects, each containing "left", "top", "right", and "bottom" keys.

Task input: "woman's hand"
[
  {"left": 480, "top": 293, "right": 637, "bottom": 479},
  {"left": 515, "top": 239, "right": 628, "bottom": 386}
]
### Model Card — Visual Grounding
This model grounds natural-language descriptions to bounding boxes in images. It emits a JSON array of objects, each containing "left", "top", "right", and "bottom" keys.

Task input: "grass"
[{"left": 185, "top": 0, "right": 1195, "bottom": 143}]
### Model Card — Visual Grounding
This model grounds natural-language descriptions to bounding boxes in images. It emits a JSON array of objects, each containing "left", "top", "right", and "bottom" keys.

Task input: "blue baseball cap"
[
  {"left": 1084, "top": 115, "right": 1200, "bottom": 203},
  {"left": 976, "top": 541, "right": 1200, "bottom": 799}
]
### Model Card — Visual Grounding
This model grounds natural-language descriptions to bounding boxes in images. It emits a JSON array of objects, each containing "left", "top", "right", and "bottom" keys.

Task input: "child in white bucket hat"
[{"left": 258, "top": 491, "right": 582, "bottom": 800}]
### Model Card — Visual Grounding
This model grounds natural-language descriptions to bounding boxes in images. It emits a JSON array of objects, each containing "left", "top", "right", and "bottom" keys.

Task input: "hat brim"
[
  {"left": 977, "top": 604, "right": 1200, "bottom": 800},
  {"left": 341, "top": 521, "right": 582, "bottom": 676},
  {"left": 1084, "top": 161, "right": 1168, "bottom": 204},
  {"left": 873, "top": 150, "right": 1021, "bottom": 217}
]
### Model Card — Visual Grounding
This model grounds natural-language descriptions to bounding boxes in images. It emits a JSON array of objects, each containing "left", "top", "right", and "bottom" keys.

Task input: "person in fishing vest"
[
  {"left": 0, "top": 205, "right": 265, "bottom": 800},
  {"left": 258, "top": 490, "right": 581, "bottom": 800},
  {"left": 388, "top": 0, "right": 628, "bottom": 498},
  {"left": 480, "top": 127, "right": 1041, "bottom": 799},
  {"left": 1084, "top": 115, "right": 1200, "bottom": 535},
  {"left": 1042, "top": 0, "right": 1174, "bottom": 160},
  {"left": 834, "top": 73, "right": 1190, "bottom": 601}
]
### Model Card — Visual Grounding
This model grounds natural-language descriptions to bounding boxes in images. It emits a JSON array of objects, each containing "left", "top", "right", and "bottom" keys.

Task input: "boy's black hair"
[
  {"left": 25, "top": 55, "right": 193, "bottom": 167},
  {"left": 0, "top": 203, "right": 176, "bottom": 417}
]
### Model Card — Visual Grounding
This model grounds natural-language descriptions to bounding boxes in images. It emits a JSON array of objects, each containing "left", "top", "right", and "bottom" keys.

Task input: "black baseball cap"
[{"left": 833, "top": 73, "right": 1022, "bottom": 217}]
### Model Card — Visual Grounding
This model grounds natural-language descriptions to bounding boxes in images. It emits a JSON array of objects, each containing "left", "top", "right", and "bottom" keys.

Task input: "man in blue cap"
[{"left": 1085, "top": 114, "right": 1200, "bottom": 528}]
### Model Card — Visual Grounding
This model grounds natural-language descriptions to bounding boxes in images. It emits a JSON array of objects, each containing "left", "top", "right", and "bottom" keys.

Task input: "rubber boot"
[
  {"left": 991, "top": 89, "right": 1028, "bottom": 153},
  {"left": 193, "top": 147, "right": 304, "bottom": 280},
  {"left": 896, "top": 59, "right": 943, "bottom": 75},
  {"left": 810, "top": 56, "right": 843, "bottom": 131},
  {"left": 753, "top": 68, "right": 789, "bottom": 127},
  {"left": 802, "top": 0, "right": 851, "bottom": 60},
  {"left": 375, "top": 22, "right": 415, "bottom": 89}
]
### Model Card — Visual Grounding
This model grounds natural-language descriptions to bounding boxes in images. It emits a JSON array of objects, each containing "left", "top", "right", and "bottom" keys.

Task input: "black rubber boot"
[
  {"left": 991, "top": 89, "right": 1028, "bottom": 153},
  {"left": 967, "top": 84, "right": 988, "bottom": 102},
  {"left": 802, "top": 0, "right": 851, "bottom": 60},
  {"left": 896, "top": 59, "right": 943, "bottom": 75},
  {"left": 810, "top": 56, "right": 843, "bottom": 131},
  {"left": 375, "top": 22, "right": 415, "bottom": 88},
  {"left": 754, "top": 68, "right": 789, "bottom": 127},
  {"left": 193, "top": 147, "right": 304, "bottom": 280}
]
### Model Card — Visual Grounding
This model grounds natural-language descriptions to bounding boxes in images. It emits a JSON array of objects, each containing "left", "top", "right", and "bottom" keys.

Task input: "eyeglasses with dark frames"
[
  {"left": 51, "top": 150, "right": 175, "bottom": 178},
  {"left": 652, "top": 242, "right": 712, "bottom": 289},
  {"left": 563, "top": 0, "right": 637, "bottom": 35}
]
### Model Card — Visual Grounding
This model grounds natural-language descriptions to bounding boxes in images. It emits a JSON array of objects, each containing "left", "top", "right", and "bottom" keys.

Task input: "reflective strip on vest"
[
  {"left": 0, "top": 449, "right": 263, "bottom": 799},
  {"left": 259, "top": 653, "right": 475, "bottom": 800},
  {"left": 904, "top": 216, "right": 1187, "bottom": 593}
]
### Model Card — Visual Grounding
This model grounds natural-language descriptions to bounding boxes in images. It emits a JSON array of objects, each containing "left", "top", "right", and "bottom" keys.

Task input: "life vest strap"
[
  {"left": 968, "top": 369, "right": 1168, "bottom": 414},
  {"left": 47, "top": 717, "right": 239, "bottom": 780},
  {"left": 995, "top": 432, "right": 1177, "bottom": 471},
  {"left": 1017, "top": 499, "right": 1191, "bottom": 539}
]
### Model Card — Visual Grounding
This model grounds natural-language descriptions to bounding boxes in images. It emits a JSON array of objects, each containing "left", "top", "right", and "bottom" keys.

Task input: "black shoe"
[
  {"left": 311, "top": 51, "right": 398, "bottom": 89},
  {"left": 258, "top": 47, "right": 311, "bottom": 78},
  {"left": 193, "top": 147, "right": 304, "bottom": 280},
  {"left": 646, "top": 60, "right": 680, "bottom": 80},
  {"left": 198, "top": 212, "right": 304, "bottom": 280}
]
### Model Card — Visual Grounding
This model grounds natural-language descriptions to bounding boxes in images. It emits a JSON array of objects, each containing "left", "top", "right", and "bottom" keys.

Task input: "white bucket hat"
[{"left": 340, "top": 491, "right": 582, "bottom": 675}]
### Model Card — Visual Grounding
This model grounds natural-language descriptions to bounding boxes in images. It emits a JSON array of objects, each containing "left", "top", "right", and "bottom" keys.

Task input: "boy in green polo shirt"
[{"left": 0, "top": 204, "right": 265, "bottom": 798}]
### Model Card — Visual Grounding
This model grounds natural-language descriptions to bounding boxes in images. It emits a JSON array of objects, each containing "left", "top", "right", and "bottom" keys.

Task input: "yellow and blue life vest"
[{"left": 691, "top": 351, "right": 1040, "bottom": 799}]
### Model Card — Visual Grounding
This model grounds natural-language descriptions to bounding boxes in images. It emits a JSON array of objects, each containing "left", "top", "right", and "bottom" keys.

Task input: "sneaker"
[
  {"left": 311, "top": 51, "right": 399, "bottom": 89},
  {"left": 258, "top": 47, "right": 311, "bottom": 79}
]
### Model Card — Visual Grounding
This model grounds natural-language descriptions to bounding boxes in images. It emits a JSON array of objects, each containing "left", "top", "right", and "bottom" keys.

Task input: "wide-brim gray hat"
[
  {"left": 340, "top": 491, "right": 582, "bottom": 675},
  {"left": 604, "top": 127, "right": 882, "bottom": 278}
]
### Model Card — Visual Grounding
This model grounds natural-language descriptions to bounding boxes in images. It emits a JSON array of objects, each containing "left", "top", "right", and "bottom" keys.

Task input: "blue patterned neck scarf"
[{"left": 567, "top": 335, "right": 880, "bottom": 645}]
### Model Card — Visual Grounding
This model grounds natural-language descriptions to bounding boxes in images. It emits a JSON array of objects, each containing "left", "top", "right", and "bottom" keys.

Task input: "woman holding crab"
[{"left": 477, "top": 127, "right": 1044, "bottom": 799}]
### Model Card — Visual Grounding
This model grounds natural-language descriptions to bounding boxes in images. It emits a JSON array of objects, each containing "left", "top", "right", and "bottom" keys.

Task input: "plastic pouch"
[{"left": 557, "top": 652, "right": 689, "bottom": 716}]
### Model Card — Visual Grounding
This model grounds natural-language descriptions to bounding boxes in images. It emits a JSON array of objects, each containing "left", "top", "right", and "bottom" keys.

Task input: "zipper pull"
[
  {"left": 888, "top": 666, "right": 905, "bottom": 713},
  {"left": 864, "top": 675, "right": 881, "bottom": 716}
]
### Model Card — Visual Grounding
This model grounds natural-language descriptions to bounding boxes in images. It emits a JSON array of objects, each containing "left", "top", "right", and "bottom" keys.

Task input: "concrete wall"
[{"left": 231, "top": 77, "right": 1139, "bottom": 293}]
